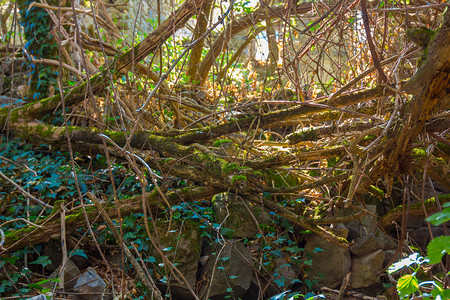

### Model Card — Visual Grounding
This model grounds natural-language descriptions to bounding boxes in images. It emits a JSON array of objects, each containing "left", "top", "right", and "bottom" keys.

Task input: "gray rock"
[
  {"left": 350, "top": 234, "right": 384, "bottom": 257},
  {"left": 350, "top": 249, "right": 385, "bottom": 288},
  {"left": 212, "top": 193, "right": 271, "bottom": 238},
  {"left": 408, "top": 226, "right": 444, "bottom": 251},
  {"left": 302, "top": 228, "right": 351, "bottom": 288},
  {"left": 72, "top": 268, "right": 110, "bottom": 300},
  {"left": 151, "top": 220, "right": 202, "bottom": 300},
  {"left": 273, "top": 257, "right": 300, "bottom": 287},
  {"left": 342, "top": 205, "right": 378, "bottom": 238},
  {"left": 42, "top": 240, "right": 62, "bottom": 272},
  {"left": 406, "top": 216, "right": 425, "bottom": 228},
  {"left": 383, "top": 250, "right": 402, "bottom": 268},
  {"left": 375, "top": 231, "right": 397, "bottom": 250},
  {"left": 44, "top": 259, "right": 81, "bottom": 292},
  {"left": 346, "top": 221, "right": 362, "bottom": 241},
  {"left": 70, "top": 253, "right": 90, "bottom": 270},
  {"left": 198, "top": 240, "right": 253, "bottom": 299},
  {"left": 358, "top": 205, "right": 378, "bottom": 234}
]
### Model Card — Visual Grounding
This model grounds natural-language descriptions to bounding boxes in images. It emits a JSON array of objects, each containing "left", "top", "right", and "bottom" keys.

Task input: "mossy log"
[
  {"left": 378, "top": 194, "right": 450, "bottom": 229},
  {"left": 172, "top": 85, "right": 394, "bottom": 145},
  {"left": 1, "top": 186, "right": 218, "bottom": 254}
]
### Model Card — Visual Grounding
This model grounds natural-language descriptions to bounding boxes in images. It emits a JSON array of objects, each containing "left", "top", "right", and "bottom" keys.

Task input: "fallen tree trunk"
[{"left": 1, "top": 186, "right": 218, "bottom": 254}]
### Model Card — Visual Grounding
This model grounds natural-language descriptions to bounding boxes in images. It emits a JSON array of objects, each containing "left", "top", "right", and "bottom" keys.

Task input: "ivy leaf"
[
  {"left": 427, "top": 236, "right": 450, "bottom": 264},
  {"left": 397, "top": 274, "right": 419, "bottom": 299},
  {"left": 144, "top": 256, "right": 156, "bottom": 263},
  {"left": 313, "top": 247, "right": 324, "bottom": 253},
  {"left": 285, "top": 246, "right": 301, "bottom": 254},
  {"left": 123, "top": 232, "right": 136, "bottom": 240},
  {"left": 71, "top": 249, "right": 88, "bottom": 259},
  {"left": 30, "top": 256, "right": 52, "bottom": 267},
  {"left": 220, "top": 227, "right": 234, "bottom": 239}
]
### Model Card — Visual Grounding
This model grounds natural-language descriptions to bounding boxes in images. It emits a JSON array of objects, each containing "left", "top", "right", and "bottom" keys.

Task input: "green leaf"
[
  {"left": 427, "top": 235, "right": 450, "bottom": 264},
  {"left": 72, "top": 249, "right": 88, "bottom": 259},
  {"left": 173, "top": 210, "right": 181, "bottom": 219},
  {"left": 30, "top": 256, "right": 52, "bottom": 267},
  {"left": 313, "top": 247, "right": 324, "bottom": 253},
  {"left": 426, "top": 207, "right": 450, "bottom": 226},
  {"left": 285, "top": 246, "right": 302, "bottom": 254},
  {"left": 397, "top": 274, "right": 419, "bottom": 299},
  {"left": 220, "top": 227, "right": 234, "bottom": 239}
]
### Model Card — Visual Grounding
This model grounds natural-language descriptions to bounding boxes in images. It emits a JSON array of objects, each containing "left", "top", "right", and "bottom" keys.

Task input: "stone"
[
  {"left": 383, "top": 250, "right": 402, "bottom": 269},
  {"left": 151, "top": 220, "right": 202, "bottom": 300},
  {"left": 302, "top": 228, "right": 351, "bottom": 288},
  {"left": 342, "top": 205, "right": 378, "bottom": 238},
  {"left": 72, "top": 268, "right": 110, "bottom": 300},
  {"left": 272, "top": 257, "right": 301, "bottom": 288},
  {"left": 42, "top": 240, "right": 62, "bottom": 273},
  {"left": 346, "top": 221, "right": 362, "bottom": 241},
  {"left": 44, "top": 259, "right": 81, "bottom": 292},
  {"left": 198, "top": 240, "right": 253, "bottom": 299},
  {"left": 212, "top": 193, "right": 272, "bottom": 238},
  {"left": 358, "top": 205, "right": 378, "bottom": 234},
  {"left": 375, "top": 230, "right": 397, "bottom": 250},
  {"left": 70, "top": 252, "right": 90, "bottom": 270},
  {"left": 408, "top": 226, "right": 444, "bottom": 251},
  {"left": 406, "top": 216, "right": 425, "bottom": 228},
  {"left": 350, "top": 249, "right": 385, "bottom": 288},
  {"left": 350, "top": 234, "right": 384, "bottom": 257}
]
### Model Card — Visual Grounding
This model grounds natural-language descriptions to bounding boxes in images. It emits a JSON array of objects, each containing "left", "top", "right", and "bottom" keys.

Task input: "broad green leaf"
[
  {"left": 427, "top": 235, "right": 450, "bottom": 264},
  {"left": 426, "top": 207, "right": 450, "bottom": 226},
  {"left": 397, "top": 274, "right": 419, "bottom": 299}
]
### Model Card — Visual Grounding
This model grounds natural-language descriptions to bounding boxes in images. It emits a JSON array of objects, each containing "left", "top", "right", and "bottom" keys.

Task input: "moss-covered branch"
[
  {"left": 1, "top": 186, "right": 218, "bottom": 254},
  {"left": 173, "top": 86, "right": 393, "bottom": 145},
  {"left": 287, "top": 122, "right": 382, "bottom": 144},
  {"left": 378, "top": 194, "right": 450, "bottom": 229}
]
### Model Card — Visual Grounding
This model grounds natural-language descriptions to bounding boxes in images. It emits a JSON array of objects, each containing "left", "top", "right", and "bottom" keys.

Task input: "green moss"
[
  {"left": 364, "top": 134, "right": 377, "bottom": 140},
  {"left": 288, "top": 129, "right": 317, "bottom": 143},
  {"left": 222, "top": 162, "right": 241, "bottom": 174},
  {"left": 231, "top": 174, "right": 247, "bottom": 184},
  {"left": 389, "top": 194, "right": 450, "bottom": 215},
  {"left": 407, "top": 28, "right": 436, "bottom": 48},
  {"left": 103, "top": 130, "right": 126, "bottom": 145},
  {"left": 35, "top": 124, "right": 55, "bottom": 137},
  {"left": 213, "top": 139, "right": 233, "bottom": 147},
  {"left": 412, "top": 148, "right": 427, "bottom": 158},
  {"left": 407, "top": 28, "right": 436, "bottom": 67},
  {"left": 64, "top": 211, "right": 83, "bottom": 223},
  {"left": 4, "top": 226, "right": 36, "bottom": 244},
  {"left": 262, "top": 169, "right": 300, "bottom": 188},
  {"left": 368, "top": 185, "right": 385, "bottom": 199}
]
